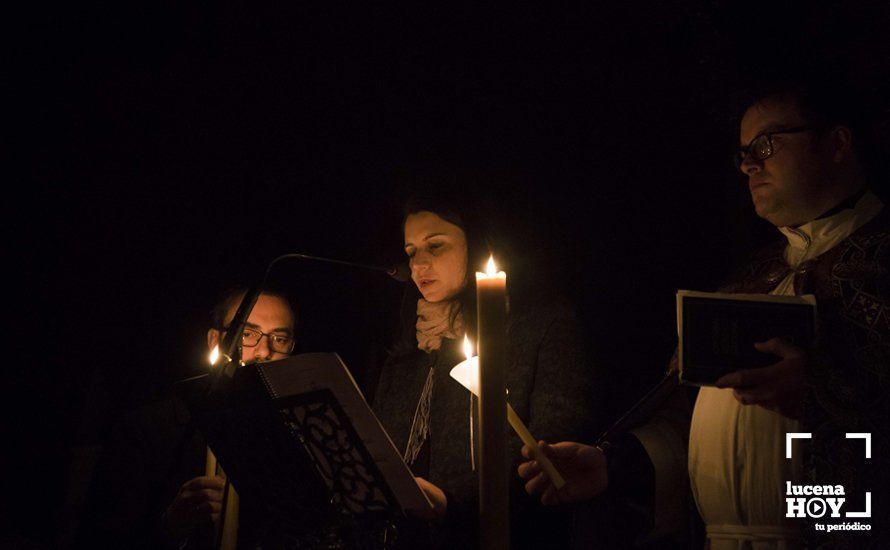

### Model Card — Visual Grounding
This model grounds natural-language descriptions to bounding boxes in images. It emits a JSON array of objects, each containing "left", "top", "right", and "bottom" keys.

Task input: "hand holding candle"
[
  {"left": 451, "top": 336, "right": 566, "bottom": 490},
  {"left": 507, "top": 407, "right": 566, "bottom": 490},
  {"left": 518, "top": 441, "right": 608, "bottom": 506}
]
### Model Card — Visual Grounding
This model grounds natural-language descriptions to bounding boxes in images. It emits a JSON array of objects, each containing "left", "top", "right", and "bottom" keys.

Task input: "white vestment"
[{"left": 686, "top": 191, "right": 883, "bottom": 550}]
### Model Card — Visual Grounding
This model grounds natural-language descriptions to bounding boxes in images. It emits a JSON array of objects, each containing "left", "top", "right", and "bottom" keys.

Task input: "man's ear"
[
  {"left": 207, "top": 328, "right": 221, "bottom": 351},
  {"left": 831, "top": 125, "right": 854, "bottom": 163}
]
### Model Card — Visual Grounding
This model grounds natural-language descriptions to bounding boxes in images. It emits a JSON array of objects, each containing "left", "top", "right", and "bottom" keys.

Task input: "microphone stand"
[{"left": 209, "top": 253, "right": 407, "bottom": 387}]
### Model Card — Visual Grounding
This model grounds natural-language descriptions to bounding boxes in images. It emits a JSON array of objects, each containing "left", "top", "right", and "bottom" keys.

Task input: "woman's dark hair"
[{"left": 389, "top": 194, "right": 494, "bottom": 359}]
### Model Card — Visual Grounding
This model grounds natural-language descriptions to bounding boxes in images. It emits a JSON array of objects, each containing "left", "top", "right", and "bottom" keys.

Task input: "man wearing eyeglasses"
[
  {"left": 80, "top": 288, "right": 297, "bottom": 549},
  {"left": 206, "top": 290, "right": 297, "bottom": 366},
  {"left": 161, "top": 289, "right": 296, "bottom": 545},
  {"left": 689, "top": 82, "right": 885, "bottom": 549},
  {"left": 520, "top": 78, "right": 889, "bottom": 549}
]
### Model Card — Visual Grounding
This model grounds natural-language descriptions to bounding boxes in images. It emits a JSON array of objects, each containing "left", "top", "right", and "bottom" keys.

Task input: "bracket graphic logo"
[{"left": 785, "top": 432, "right": 871, "bottom": 520}]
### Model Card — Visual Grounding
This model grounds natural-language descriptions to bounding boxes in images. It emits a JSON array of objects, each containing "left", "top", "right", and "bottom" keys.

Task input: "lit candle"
[
  {"left": 207, "top": 345, "right": 239, "bottom": 550},
  {"left": 475, "top": 256, "right": 509, "bottom": 550},
  {"left": 451, "top": 337, "right": 565, "bottom": 490},
  {"left": 206, "top": 345, "right": 221, "bottom": 478}
]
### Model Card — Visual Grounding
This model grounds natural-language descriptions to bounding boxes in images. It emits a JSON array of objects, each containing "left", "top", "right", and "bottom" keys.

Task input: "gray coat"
[{"left": 373, "top": 297, "right": 595, "bottom": 549}]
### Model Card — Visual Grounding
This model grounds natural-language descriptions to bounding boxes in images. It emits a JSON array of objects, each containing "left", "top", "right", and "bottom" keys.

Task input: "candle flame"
[
  {"left": 209, "top": 345, "right": 220, "bottom": 366},
  {"left": 463, "top": 334, "right": 473, "bottom": 360},
  {"left": 485, "top": 255, "right": 497, "bottom": 276}
]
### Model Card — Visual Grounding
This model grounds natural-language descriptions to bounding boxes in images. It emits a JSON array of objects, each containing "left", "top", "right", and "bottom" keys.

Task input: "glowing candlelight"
[
  {"left": 452, "top": 336, "right": 480, "bottom": 396},
  {"left": 480, "top": 255, "right": 506, "bottom": 280},
  {"left": 209, "top": 344, "right": 220, "bottom": 366}
]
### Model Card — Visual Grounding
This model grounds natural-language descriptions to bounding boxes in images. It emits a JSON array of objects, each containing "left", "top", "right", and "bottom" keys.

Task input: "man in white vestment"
[{"left": 519, "top": 78, "right": 890, "bottom": 549}]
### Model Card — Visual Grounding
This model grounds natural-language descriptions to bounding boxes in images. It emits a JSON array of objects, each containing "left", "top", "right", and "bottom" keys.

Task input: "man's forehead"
[
  {"left": 740, "top": 97, "right": 806, "bottom": 142},
  {"left": 224, "top": 294, "right": 294, "bottom": 330}
]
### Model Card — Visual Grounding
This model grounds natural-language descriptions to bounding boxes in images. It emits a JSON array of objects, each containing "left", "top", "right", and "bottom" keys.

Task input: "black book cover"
[{"left": 677, "top": 290, "right": 817, "bottom": 386}]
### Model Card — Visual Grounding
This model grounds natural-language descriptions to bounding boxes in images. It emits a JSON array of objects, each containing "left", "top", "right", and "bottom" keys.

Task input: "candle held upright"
[
  {"left": 206, "top": 345, "right": 239, "bottom": 550},
  {"left": 476, "top": 256, "right": 509, "bottom": 550}
]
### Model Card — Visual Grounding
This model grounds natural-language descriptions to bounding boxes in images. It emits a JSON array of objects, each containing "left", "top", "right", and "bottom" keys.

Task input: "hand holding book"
[
  {"left": 715, "top": 336, "right": 807, "bottom": 420},
  {"left": 677, "top": 290, "right": 816, "bottom": 387}
]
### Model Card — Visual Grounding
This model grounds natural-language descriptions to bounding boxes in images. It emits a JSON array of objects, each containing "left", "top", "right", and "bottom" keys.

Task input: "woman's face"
[{"left": 404, "top": 211, "right": 468, "bottom": 303}]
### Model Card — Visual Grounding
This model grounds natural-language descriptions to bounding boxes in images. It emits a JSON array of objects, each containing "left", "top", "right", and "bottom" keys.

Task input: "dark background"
[{"left": 9, "top": 1, "right": 890, "bottom": 547}]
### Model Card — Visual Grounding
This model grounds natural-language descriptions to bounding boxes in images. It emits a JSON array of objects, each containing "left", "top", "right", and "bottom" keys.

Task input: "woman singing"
[{"left": 373, "top": 195, "right": 594, "bottom": 549}]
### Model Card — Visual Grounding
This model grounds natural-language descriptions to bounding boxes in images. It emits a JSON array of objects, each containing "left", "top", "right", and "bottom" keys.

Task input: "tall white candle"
[{"left": 476, "top": 256, "right": 509, "bottom": 550}]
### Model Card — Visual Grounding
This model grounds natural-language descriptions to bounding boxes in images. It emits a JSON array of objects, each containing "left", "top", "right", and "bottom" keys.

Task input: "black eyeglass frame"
[
  {"left": 734, "top": 125, "right": 816, "bottom": 169},
  {"left": 221, "top": 325, "right": 295, "bottom": 354}
]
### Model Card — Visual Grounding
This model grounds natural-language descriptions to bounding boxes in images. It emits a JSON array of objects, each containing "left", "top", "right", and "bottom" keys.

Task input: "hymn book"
[
  {"left": 185, "top": 352, "right": 432, "bottom": 544},
  {"left": 255, "top": 353, "right": 433, "bottom": 515}
]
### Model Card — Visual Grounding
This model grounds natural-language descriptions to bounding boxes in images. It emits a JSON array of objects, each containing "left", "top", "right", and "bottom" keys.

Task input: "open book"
[
  {"left": 256, "top": 353, "right": 433, "bottom": 515},
  {"left": 184, "top": 353, "right": 432, "bottom": 543}
]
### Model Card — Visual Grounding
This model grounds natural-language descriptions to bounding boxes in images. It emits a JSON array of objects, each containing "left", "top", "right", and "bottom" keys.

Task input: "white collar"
[{"left": 777, "top": 190, "right": 883, "bottom": 266}]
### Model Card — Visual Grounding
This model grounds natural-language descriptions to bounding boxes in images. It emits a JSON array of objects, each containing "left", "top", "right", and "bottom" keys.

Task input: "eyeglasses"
[
  {"left": 223, "top": 326, "right": 295, "bottom": 354},
  {"left": 734, "top": 125, "right": 814, "bottom": 169}
]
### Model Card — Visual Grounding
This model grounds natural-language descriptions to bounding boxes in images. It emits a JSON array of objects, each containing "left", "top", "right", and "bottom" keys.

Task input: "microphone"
[{"left": 386, "top": 262, "right": 412, "bottom": 283}]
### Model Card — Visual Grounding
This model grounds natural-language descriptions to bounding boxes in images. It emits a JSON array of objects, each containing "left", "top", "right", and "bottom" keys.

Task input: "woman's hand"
[{"left": 413, "top": 477, "right": 448, "bottom": 522}]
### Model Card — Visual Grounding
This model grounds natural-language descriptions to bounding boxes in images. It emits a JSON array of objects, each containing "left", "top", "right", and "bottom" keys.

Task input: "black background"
[{"left": 9, "top": 1, "right": 890, "bottom": 546}]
